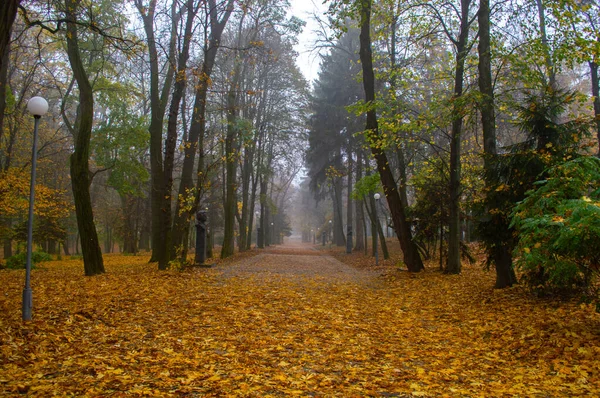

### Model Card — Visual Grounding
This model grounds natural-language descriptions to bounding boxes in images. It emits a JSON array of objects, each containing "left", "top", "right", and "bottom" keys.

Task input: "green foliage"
[
  {"left": 12, "top": 218, "right": 67, "bottom": 244},
  {"left": 410, "top": 157, "right": 448, "bottom": 246},
  {"left": 306, "top": 26, "right": 362, "bottom": 199},
  {"left": 92, "top": 91, "right": 150, "bottom": 197},
  {"left": 4, "top": 251, "right": 52, "bottom": 270},
  {"left": 478, "top": 88, "right": 593, "bottom": 275},
  {"left": 511, "top": 157, "right": 600, "bottom": 298},
  {"left": 351, "top": 173, "right": 382, "bottom": 200}
]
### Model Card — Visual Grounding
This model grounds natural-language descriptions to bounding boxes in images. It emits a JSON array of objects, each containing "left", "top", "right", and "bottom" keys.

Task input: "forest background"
[{"left": 0, "top": 0, "right": 599, "bottom": 300}]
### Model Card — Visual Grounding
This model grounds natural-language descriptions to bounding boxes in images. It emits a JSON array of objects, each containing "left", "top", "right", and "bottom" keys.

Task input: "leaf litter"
[{"left": 1, "top": 243, "right": 599, "bottom": 397}]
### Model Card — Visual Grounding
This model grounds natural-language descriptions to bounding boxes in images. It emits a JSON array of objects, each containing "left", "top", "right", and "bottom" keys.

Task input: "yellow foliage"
[
  {"left": 0, "top": 169, "right": 71, "bottom": 219},
  {"left": 1, "top": 246, "right": 599, "bottom": 396}
]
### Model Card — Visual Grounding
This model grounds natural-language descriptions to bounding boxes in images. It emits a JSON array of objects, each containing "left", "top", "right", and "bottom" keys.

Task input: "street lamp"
[
  {"left": 374, "top": 193, "right": 381, "bottom": 266},
  {"left": 23, "top": 96, "right": 48, "bottom": 321},
  {"left": 255, "top": 211, "right": 261, "bottom": 248},
  {"left": 270, "top": 222, "right": 274, "bottom": 246},
  {"left": 328, "top": 219, "right": 332, "bottom": 248}
]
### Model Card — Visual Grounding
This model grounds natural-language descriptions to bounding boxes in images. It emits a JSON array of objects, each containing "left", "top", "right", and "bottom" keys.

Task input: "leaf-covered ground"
[{"left": 1, "top": 241, "right": 599, "bottom": 397}]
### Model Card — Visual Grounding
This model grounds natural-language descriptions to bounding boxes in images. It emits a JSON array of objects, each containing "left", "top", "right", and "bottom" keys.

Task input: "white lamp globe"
[
  {"left": 27, "top": 97, "right": 49, "bottom": 117},
  {"left": 374, "top": 193, "right": 381, "bottom": 200}
]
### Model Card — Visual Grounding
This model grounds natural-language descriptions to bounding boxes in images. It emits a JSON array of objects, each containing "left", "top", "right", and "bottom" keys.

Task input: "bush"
[
  {"left": 4, "top": 251, "right": 53, "bottom": 269},
  {"left": 511, "top": 157, "right": 600, "bottom": 301}
]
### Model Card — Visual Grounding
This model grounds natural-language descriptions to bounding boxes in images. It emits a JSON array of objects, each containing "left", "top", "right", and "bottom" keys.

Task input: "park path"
[{"left": 211, "top": 238, "right": 377, "bottom": 285}]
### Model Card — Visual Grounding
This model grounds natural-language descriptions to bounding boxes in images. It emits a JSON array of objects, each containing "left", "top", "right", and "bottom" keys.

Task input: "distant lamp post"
[
  {"left": 374, "top": 193, "right": 381, "bottom": 266},
  {"left": 22, "top": 96, "right": 48, "bottom": 321},
  {"left": 255, "top": 211, "right": 261, "bottom": 248},
  {"left": 270, "top": 222, "right": 274, "bottom": 246},
  {"left": 310, "top": 229, "right": 314, "bottom": 244},
  {"left": 328, "top": 219, "right": 332, "bottom": 248}
]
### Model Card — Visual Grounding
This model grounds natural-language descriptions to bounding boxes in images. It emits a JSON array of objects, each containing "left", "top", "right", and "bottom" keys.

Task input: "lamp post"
[
  {"left": 374, "top": 193, "right": 380, "bottom": 266},
  {"left": 22, "top": 97, "right": 48, "bottom": 321},
  {"left": 328, "top": 219, "right": 332, "bottom": 248},
  {"left": 310, "top": 229, "right": 314, "bottom": 244},
  {"left": 270, "top": 222, "right": 274, "bottom": 246},
  {"left": 256, "top": 211, "right": 262, "bottom": 248},
  {"left": 346, "top": 222, "right": 352, "bottom": 254}
]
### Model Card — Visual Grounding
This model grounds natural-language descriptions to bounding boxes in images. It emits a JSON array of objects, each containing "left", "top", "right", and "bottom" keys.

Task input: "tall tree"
[
  {"left": 478, "top": 0, "right": 516, "bottom": 288},
  {"left": 434, "top": 0, "right": 477, "bottom": 274},
  {"left": 306, "top": 26, "right": 361, "bottom": 249},
  {"left": 170, "top": 0, "right": 234, "bottom": 262},
  {"left": 63, "top": 0, "right": 104, "bottom": 275},
  {"left": 159, "top": 0, "right": 198, "bottom": 265},
  {"left": 0, "top": 0, "right": 20, "bottom": 159},
  {"left": 358, "top": 0, "right": 423, "bottom": 272},
  {"left": 0, "top": 0, "right": 18, "bottom": 75},
  {"left": 134, "top": 0, "right": 177, "bottom": 267}
]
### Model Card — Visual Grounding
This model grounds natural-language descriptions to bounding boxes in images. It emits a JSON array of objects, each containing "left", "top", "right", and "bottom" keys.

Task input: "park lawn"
[{"left": 0, "top": 248, "right": 599, "bottom": 397}]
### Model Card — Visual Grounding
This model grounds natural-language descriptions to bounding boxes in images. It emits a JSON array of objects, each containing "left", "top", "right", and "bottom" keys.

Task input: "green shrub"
[
  {"left": 511, "top": 157, "right": 600, "bottom": 300},
  {"left": 5, "top": 251, "right": 53, "bottom": 269}
]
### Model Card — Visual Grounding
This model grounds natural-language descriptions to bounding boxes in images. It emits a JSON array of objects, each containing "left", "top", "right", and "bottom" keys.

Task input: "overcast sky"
[{"left": 289, "top": 0, "right": 328, "bottom": 83}]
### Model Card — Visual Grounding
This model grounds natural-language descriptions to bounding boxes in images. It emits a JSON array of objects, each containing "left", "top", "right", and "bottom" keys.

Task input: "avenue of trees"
[
  {"left": 305, "top": 0, "right": 600, "bottom": 296},
  {"left": 1, "top": 0, "right": 599, "bottom": 299},
  {"left": 0, "top": 0, "right": 306, "bottom": 274}
]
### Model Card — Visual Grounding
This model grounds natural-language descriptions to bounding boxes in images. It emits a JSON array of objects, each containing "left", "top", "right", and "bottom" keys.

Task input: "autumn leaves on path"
[
  {"left": 1, "top": 243, "right": 600, "bottom": 396},
  {"left": 216, "top": 241, "right": 374, "bottom": 284}
]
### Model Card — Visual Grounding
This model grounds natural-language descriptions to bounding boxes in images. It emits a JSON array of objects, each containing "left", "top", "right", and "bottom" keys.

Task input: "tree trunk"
[
  {"left": 389, "top": 12, "right": 410, "bottom": 211},
  {"left": 104, "top": 224, "right": 111, "bottom": 253},
  {"left": 65, "top": 0, "right": 104, "bottom": 276},
  {"left": 238, "top": 143, "right": 254, "bottom": 252},
  {"left": 358, "top": 0, "right": 423, "bottom": 272},
  {"left": 354, "top": 150, "right": 365, "bottom": 252},
  {"left": 47, "top": 240, "right": 56, "bottom": 255},
  {"left": 346, "top": 149, "right": 353, "bottom": 253},
  {"left": 163, "top": 0, "right": 197, "bottom": 262},
  {"left": 0, "top": 30, "right": 10, "bottom": 154},
  {"left": 62, "top": 238, "right": 70, "bottom": 256},
  {"left": 478, "top": 0, "right": 497, "bottom": 163},
  {"left": 492, "top": 244, "right": 517, "bottom": 288},
  {"left": 332, "top": 176, "right": 345, "bottom": 246},
  {"left": 446, "top": 0, "right": 472, "bottom": 275},
  {"left": 377, "top": 213, "right": 389, "bottom": 260},
  {"left": 139, "top": 195, "right": 151, "bottom": 251},
  {"left": 221, "top": 61, "right": 242, "bottom": 259},
  {"left": 0, "top": 0, "right": 18, "bottom": 92},
  {"left": 121, "top": 195, "right": 138, "bottom": 254},
  {"left": 536, "top": 0, "right": 556, "bottom": 91},
  {"left": 135, "top": 0, "right": 176, "bottom": 266},
  {"left": 590, "top": 61, "right": 600, "bottom": 155},
  {"left": 171, "top": 0, "right": 234, "bottom": 260},
  {"left": 478, "top": 0, "right": 514, "bottom": 287}
]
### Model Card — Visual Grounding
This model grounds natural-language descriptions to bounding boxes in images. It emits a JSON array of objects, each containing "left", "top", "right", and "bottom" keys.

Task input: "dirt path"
[{"left": 212, "top": 238, "right": 375, "bottom": 284}]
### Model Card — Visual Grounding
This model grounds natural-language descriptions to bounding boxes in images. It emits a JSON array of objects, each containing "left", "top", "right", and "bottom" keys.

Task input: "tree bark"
[
  {"left": 0, "top": 0, "right": 18, "bottom": 87},
  {"left": 478, "top": 0, "right": 514, "bottom": 287},
  {"left": 171, "top": 0, "right": 234, "bottom": 260},
  {"left": 1, "top": 35, "right": 12, "bottom": 257},
  {"left": 536, "top": 0, "right": 556, "bottom": 91},
  {"left": 221, "top": 61, "right": 242, "bottom": 259},
  {"left": 590, "top": 61, "right": 600, "bottom": 155},
  {"left": 134, "top": 0, "right": 177, "bottom": 266},
  {"left": 121, "top": 195, "right": 138, "bottom": 254},
  {"left": 162, "top": 0, "right": 197, "bottom": 263},
  {"left": 0, "top": 29, "right": 10, "bottom": 154},
  {"left": 446, "top": 0, "right": 472, "bottom": 275},
  {"left": 478, "top": 0, "right": 497, "bottom": 162},
  {"left": 358, "top": 0, "right": 423, "bottom": 272},
  {"left": 346, "top": 149, "right": 353, "bottom": 253},
  {"left": 332, "top": 172, "right": 345, "bottom": 246},
  {"left": 65, "top": 0, "right": 104, "bottom": 276},
  {"left": 354, "top": 149, "right": 365, "bottom": 252}
]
